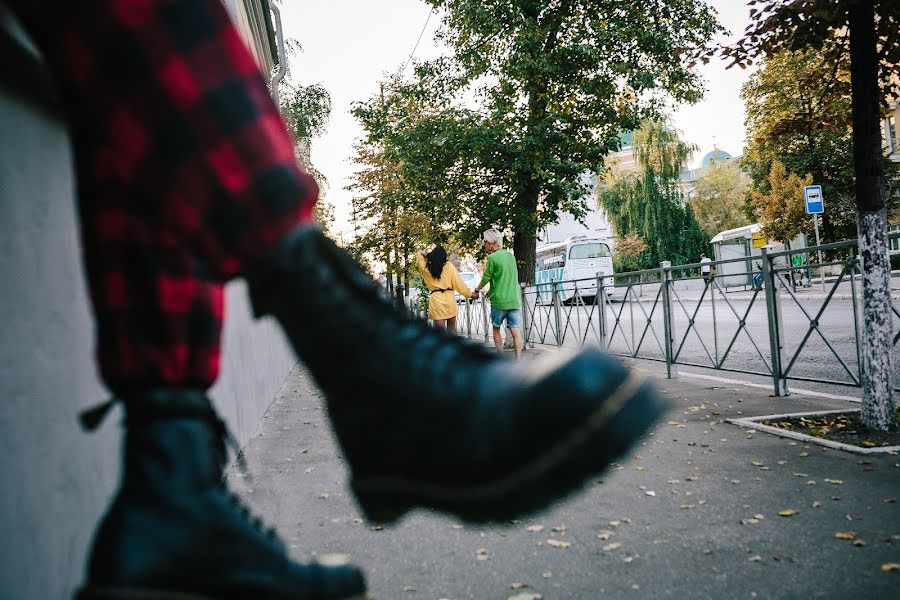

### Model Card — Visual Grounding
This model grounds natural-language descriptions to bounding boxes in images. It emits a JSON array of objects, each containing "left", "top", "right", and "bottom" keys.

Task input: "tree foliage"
[
  {"left": 598, "top": 121, "right": 709, "bottom": 270},
  {"left": 276, "top": 40, "right": 335, "bottom": 236},
  {"left": 352, "top": 0, "right": 722, "bottom": 283},
  {"left": 750, "top": 160, "right": 813, "bottom": 243},
  {"left": 690, "top": 157, "right": 752, "bottom": 239},
  {"left": 704, "top": 0, "right": 900, "bottom": 100},
  {"left": 741, "top": 44, "right": 861, "bottom": 241},
  {"left": 346, "top": 82, "right": 435, "bottom": 288}
]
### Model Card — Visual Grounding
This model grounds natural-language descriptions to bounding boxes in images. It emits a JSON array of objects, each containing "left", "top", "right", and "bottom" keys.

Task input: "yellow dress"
[{"left": 415, "top": 253, "right": 473, "bottom": 320}]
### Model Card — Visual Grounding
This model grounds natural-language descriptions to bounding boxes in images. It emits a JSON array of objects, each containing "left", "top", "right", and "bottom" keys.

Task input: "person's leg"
[
  {"left": 510, "top": 328, "right": 523, "bottom": 359},
  {"left": 489, "top": 307, "right": 505, "bottom": 351},
  {"left": 10, "top": 0, "right": 667, "bottom": 533},
  {"left": 5, "top": 1, "right": 364, "bottom": 598},
  {"left": 492, "top": 326, "right": 504, "bottom": 351},
  {"left": 446, "top": 316, "right": 457, "bottom": 334},
  {"left": 505, "top": 310, "right": 523, "bottom": 359},
  {"left": 433, "top": 318, "right": 447, "bottom": 329}
]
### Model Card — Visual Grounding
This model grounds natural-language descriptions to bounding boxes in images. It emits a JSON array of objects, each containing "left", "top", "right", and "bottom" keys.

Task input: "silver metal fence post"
[
  {"left": 597, "top": 274, "right": 607, "bottom": 349},
  {"left": 660, "top": 261, "right": 678, "bottom": 379},
  {"left": 552, "top": 278, "right": 563, "bottom": 347},
  {"left": 520, "top": 283, "right": 531, "bottom": 349},
  {"left": 848, "top": 247, "right": 863, "bottom": 381},
  {"left": 761, "top": 248, "right": 789, "bottom": 396},
  {"left": 481, "top": 295, "right": 490, "bottom": 343}
]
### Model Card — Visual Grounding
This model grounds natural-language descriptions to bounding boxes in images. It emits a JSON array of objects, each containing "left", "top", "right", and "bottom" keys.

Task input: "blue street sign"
[{"left": 804, "top": 185, "right": 824, "bottom": 214}]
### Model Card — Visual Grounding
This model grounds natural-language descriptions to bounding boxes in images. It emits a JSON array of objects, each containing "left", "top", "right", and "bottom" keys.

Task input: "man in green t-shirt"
[{"left": 474, "top": 229, "right": 523, "bottom": 358}]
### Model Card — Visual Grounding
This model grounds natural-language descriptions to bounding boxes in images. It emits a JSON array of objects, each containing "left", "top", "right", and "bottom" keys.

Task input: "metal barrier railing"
[{"left": 519, "top": 235, "right": 900, "bottom": 397}]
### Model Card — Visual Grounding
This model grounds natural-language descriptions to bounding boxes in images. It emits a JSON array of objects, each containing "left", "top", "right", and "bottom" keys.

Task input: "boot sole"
[
  {"left": 77, "top": 586, "right": 369, "bottom": 600},
  {"left": 352, "top": 370, "right": 666, "bottom": 523}
]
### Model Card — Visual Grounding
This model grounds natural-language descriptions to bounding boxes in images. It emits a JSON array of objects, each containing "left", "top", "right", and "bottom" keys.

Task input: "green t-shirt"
[{"left": 479, "top": 249, "right": 521, "bottom": 310}]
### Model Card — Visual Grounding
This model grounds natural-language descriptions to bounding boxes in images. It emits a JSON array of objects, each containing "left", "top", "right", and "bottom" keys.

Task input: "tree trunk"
[
  {"left": 513, "top": 221, "right": 537, "bottom": 285},
  {"left": 850, "top": 0, "right": 896, "bottom": 431}
]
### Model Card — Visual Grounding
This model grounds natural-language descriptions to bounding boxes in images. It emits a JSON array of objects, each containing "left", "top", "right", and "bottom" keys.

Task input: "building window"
[{"left": 890, "top": 224, "right": 900, "bottom": 254}]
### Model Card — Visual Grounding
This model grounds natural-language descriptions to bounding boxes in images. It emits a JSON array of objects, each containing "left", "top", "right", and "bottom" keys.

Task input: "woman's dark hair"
[{"left": 426, "top": 246, "right": 447, "bottom": 280}]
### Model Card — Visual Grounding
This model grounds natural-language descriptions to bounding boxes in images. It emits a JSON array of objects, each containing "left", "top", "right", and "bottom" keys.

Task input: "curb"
[{"left": 728, "top": 409, "right": 900, "bottom": 455}]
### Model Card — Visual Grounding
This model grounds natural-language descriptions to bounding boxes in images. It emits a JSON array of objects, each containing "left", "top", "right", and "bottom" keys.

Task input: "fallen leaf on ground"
[
  {"left": 546, "top": 539, "right": 571, "bottom": 549},
  {"left": 552, "top": 525, "right": 568, "bottom": 532},
  {"left": 778, "top": 509, "right": 799, "bottom": 517},
  {"left": 853, "top": 540, "right": 867, "bottom": 547},
  {"left": 748, "top": 555, "right": 763, "bottom": 562},
  {"left": 476, "top": 548, "right": 490, "bottom": 560},
  {"left": 751, "top": 460, "right": 765, "bottom": 466},
  {"left": 602, "top": 542, "right": 622, "bottom": 551},
  {"left": 525, "top": 525, "right": 544, "bottom": 533},
  {"left": 510, "top": 582, "right": 528, "bottom": 589},
  {"left": 824, "top": 479, "right": 844, "bottom": 485},
  {"left": 881, "top": 563, "right": 900, "bottom": 572},
  {"left": 597, "top": 530, "right": 614, "bottom": 540},
  {"left": 507, "top": 594, "right": 542, "bottom": 600},
  {"left": 834, "top": 531, "right": 857, "bottom": 540}
]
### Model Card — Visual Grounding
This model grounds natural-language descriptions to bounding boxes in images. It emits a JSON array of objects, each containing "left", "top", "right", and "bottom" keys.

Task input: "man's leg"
[
  {"left": 510, "top": 327, "right": 523, "bottom": 359},
  {"left": 492, "top": 327, "right": 504, "bottom": 352},
  {"left": 506, "top": 310, "right": 523, "bottom": 359}
]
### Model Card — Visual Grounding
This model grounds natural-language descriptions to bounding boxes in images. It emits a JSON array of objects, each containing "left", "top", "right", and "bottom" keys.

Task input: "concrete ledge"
[{"left": 728, "top": 409, "right": 900, "bottom": 455}]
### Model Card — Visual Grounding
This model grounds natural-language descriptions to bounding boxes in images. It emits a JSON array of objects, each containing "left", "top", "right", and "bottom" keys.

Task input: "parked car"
[{"left": 457, "top": 271, "right": 479, "bottom": 304}]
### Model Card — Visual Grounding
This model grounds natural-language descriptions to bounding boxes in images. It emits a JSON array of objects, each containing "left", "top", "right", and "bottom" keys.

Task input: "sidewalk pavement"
[{"left": 228, "top": 351, "right": 899, "bottom": 600}]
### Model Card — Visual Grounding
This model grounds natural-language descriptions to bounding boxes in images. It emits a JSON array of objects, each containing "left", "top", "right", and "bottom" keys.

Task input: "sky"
[{"left": 278, "top": 0, "right": 755, "bottom": 240}]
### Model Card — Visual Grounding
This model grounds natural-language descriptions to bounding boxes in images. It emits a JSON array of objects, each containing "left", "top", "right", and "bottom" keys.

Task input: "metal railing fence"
[{"left": 518, "top": 235, "right": 900, "bottom": 397}]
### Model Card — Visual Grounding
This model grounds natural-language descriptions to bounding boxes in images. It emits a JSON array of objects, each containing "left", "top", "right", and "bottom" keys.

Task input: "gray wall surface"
[{"left": 0, "top": 51, "right": 296, "bottom": 600}]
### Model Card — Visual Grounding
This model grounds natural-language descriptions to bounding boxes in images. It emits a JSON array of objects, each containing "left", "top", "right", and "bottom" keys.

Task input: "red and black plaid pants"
[{"left": 8, "top": 0, "right": 317, "bottom": 393}]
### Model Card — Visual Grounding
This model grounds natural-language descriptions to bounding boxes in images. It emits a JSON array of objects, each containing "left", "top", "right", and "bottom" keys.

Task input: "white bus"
[{"left": 535, "top": 236, "right": 614, "bottom": 303}]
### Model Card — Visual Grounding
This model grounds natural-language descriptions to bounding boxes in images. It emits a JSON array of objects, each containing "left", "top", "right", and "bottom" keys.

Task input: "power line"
[{"left": 401, "top": 7, "right": 434, "bottom": 74}]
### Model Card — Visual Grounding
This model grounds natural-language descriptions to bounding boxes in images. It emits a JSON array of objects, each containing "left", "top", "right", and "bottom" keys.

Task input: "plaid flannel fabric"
[{"left": 8, "top": 0, "right": 317, "bottom": 392}]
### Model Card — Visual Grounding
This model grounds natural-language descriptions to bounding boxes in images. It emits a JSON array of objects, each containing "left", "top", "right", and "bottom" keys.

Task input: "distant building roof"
[{"left": 701, "top": 148, "right": 733, "bottom": 167}]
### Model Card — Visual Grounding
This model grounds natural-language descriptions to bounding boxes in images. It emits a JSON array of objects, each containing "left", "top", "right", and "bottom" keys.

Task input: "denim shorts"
[{"left": 490, "top": 307, "right": 521, "bottom": 329}]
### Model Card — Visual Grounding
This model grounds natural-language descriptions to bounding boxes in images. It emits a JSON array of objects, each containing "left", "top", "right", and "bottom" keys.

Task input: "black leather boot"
[
  {"left": 247, "top": 226, "right": 669, "bottom": 524},
  {"left": 77, "top": 390, "right": 366, "bottom": 600}
]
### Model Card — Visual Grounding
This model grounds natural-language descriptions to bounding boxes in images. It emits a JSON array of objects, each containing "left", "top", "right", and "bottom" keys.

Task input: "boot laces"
[{"left": 209, "top": 415, "right": 280, "bottom": 542}]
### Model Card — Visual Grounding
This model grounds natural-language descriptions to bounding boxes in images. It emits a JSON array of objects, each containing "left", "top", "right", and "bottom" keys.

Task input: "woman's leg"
[
  {"left": 446, "top": 316, "right": 457, "bottom": 333},
  {"left": 433, "top": 319, "right": 447, "bottom": 329}
]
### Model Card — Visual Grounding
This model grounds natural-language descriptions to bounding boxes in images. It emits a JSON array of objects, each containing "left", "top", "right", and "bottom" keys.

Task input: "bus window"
[{"left": 569, "top": 243, "right": 611, "bottom": 260}]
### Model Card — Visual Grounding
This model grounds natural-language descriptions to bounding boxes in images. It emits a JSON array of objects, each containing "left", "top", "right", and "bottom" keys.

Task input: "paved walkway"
[{"left": 228, "top": 351, "right": 899, "bottom": 599}]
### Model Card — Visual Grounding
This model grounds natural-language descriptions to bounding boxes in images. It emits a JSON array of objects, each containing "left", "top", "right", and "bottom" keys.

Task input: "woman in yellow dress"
[{"left": 416, "top": 246, "right": 477, "bottom": 333}]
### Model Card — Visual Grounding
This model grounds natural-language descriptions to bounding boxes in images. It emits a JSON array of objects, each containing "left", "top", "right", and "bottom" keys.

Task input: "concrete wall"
[{"left": 0, "top": 28, "right": 296, "bottom": 600}]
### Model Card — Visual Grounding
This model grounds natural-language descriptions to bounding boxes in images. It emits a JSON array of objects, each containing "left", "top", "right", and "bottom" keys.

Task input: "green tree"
[
  {"left": 740, "top": 44, "right": 860, "bottom": 241},
  {"left": 691, "top": 157, "right": 752, "bottom": 239},
  {"left": 750, "top": 161, "right": 814, "bottom": 243},
  {"left": 276, "top": 40, "right": 335, "bottom": 236},
  {"left": 598, "top": 121, "right": 709, "bottom": 270},
  {"left": 347, "top": 87, "right": 434, "bottom": 292},
  {"left": 707, "top": 0, "right": 900, "bottom": 429},
  {"left": 381, "top": 0, "right": 722, "bottom": 283}
]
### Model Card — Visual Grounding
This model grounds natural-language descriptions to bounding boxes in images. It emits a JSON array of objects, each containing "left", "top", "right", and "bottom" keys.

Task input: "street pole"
[{"left": 813, "top": 213, "right": 825, "bottom": 292}]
